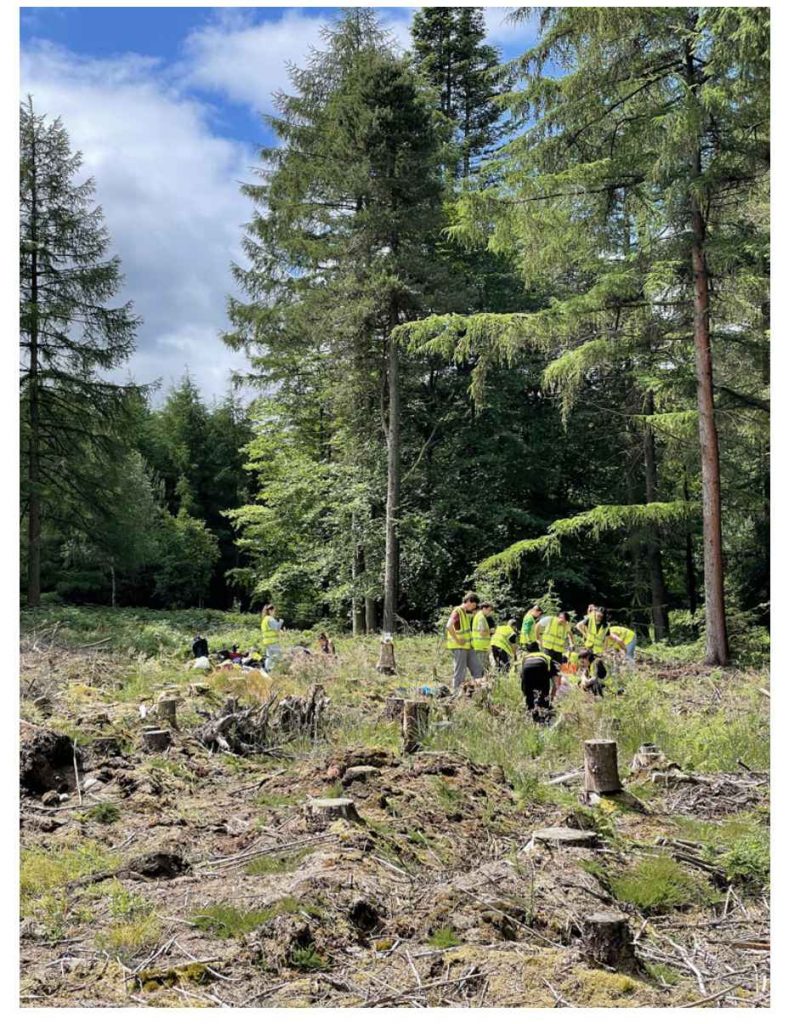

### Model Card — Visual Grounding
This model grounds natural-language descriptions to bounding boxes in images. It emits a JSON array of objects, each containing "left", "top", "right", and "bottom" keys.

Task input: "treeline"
[{"left": 19, "top": 9, "right": 769, "bottom": 664}]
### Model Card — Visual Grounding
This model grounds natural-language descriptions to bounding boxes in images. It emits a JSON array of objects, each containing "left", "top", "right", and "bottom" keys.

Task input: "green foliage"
[
  {"left": 602, "top": 856, "right": 715, "bottom": 913},
  {"left": 289, "top": 943, "right": 327, "bottom": 972},
  {"left": 190, "top": 904, "right": 277, "bottom": 939},
  {"left": 428, "top": 926, "right": 461, "bottom": 948},
  {"left": 153, "top": 509, "right": 220, "bottom": 608},
  {"left": 83, "top": 801, "right": 121, "bottom": 825}
]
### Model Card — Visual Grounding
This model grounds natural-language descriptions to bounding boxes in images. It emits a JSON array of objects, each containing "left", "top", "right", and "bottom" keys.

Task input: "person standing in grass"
[
  {"left": 490, "top": 618, "right": 518, "bottom": 673},
  {"left": 471, "top": 601, "right": 494, "bottom": 674},
  {"left": 519, "top": 604, "right": 543, "bottom": 653},
  {"left": 446, "top": 591, "right": 485, "bottom": 693},
  {"left": 261, "top": 603, "right": 284, "bottom": 672}
]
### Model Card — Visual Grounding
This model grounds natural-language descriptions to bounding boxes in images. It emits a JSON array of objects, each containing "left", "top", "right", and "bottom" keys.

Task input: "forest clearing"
[
  {"left": 19, "top": 607, "right": 769, "bottom": 1008},
  {"left": 19, "top": 4, "right": 770, "bottom": 1011}
]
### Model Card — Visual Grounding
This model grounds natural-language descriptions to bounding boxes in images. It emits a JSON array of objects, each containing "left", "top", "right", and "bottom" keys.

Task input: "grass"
[
  {"left": 245, "top": 848, "right": 314, "bottom": 875},
  {"left": 191, "top": 897, "right": 323, "bottom": 938},
  {"left": 591, "top": 855, "right": 717, "bottom": 913}
]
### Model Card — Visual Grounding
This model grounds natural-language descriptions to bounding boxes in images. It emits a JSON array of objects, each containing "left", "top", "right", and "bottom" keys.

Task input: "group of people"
[
  {"left": 446, "top": 592, "right": 637, "bottom": 723},
  {"left": 191, "top": 605, "right": 337, "bottom": 674}
]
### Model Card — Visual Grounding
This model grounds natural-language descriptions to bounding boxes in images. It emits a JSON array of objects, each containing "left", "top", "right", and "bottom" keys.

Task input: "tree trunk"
[
  {"left": 583, "top": 739, "right": 622, "bottom": 794},
  {"left": 382, "top": 321, "right": 400, "bottom": 636},
  {"left": 683, "top": 474, "right": 698, "bottom": 616},
  {"left": 110, "top": 561, "right": 116, "bottom": 609},
  {"left": 402, "top": 701, "right": 430, "bottom": 754},
  {"left": 365, "top": 596, "right": 377, "bottom": 635},
  {"left": 686, "top": 41, "right": 729, "bottom": 666},
  {"left": 27, "top": 120, "right": 41, "bottom": 608},
  {"left": 582, "top": 913, "right": 638, "bottom": 970},
  {"left": 351, "top": 529, "right": 364, "bottom": 636},
  {"left": 643, "top": 392, "right": 670, "bottom": 640}
]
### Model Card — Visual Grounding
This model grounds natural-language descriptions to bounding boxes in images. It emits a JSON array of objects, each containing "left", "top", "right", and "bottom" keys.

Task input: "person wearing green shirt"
[
  {"left": 471, "top": 602, "right": 495, "bottom": 673},
  {"left": 519, "top": 604, "right": 543, "bottom": 653}
]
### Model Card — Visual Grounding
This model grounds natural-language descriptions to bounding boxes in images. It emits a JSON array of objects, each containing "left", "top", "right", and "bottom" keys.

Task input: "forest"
[{"left": 20, "top": 6, "right": 769, "bottom": 663}]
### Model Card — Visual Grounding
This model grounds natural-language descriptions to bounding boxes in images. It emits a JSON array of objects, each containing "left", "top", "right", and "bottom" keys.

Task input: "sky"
[{"left": 20, "top": 5, "right": 539, "bottom": 401}]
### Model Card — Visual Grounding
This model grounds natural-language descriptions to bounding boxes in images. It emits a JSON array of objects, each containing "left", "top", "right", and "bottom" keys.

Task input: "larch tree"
[{"left": 20, "top": 98, "right": 140, "bottom": 606}]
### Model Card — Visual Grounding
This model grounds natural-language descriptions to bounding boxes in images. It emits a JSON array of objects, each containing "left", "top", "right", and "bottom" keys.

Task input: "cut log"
[
  {"left": 376, "top": 641, "right": 397, "bottom": 676},
  {"left": 157, "top": 699, "right": 178, "bottom": 729},
  {"left": 530, "top": 827, "right": 599, "bottom": 849},
  {"left": 141, "top": 729, "right": 171, "bottom": 753},
  {"left": 583, "top": 739, "right": 621, "bottom": 794},
  {"left": 582, "top": 912, "right": 637, "bottom": 969},
  {"left": 305, "top": 797, "right": 363, "bottom": 826},
  {"left": 383, "top": 696, "right": 406, "bottom": 721},
  {"left": 402, "top": 700, "right": 430, "bottom": 754}
]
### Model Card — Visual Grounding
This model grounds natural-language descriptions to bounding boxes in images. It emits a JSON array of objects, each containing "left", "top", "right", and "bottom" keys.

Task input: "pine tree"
[{"left": 20, "top": 98, "right": 141, "bottom": 606}]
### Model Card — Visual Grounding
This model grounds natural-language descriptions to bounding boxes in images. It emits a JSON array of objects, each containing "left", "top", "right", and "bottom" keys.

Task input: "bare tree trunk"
[
  {"left": 643, "top": 392, "right": 670, "bottom": 640},
  {"left": 683, "top": 473, "right": 698, "bottom": 616},
  {"left": 110, "top": 561, "right": 116, "bottom": 609},
  {"left": 27, "top": 118, "right": 41, "bottom": 608},
  {"left": 382, "top": 320, "right": 400, "bottom": 636},
  {"left": 686, "top": 47, "right": 729, "bottom": 666},
  {"left": 683, "top": 38, "right": 728, "bottom": 665},
  {"left": 365, "top": 597, "right": 377, "bottom": 635}
]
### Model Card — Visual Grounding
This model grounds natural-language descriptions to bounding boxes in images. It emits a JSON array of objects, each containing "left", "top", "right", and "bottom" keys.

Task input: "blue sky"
[{"left": 20, "top": 6, "right": 538, "bottom": 399}]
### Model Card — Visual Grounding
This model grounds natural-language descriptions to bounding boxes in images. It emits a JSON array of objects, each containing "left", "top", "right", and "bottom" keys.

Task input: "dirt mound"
[{"left": 20, "top": 722, "right": 79, "bottom": 795}]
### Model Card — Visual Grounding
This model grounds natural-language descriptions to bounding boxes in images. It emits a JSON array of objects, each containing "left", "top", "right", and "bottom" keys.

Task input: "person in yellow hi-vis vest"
[
  {"left": 260, "top": 603, "right": 284, "bottom": 672},
  {"left": 536, "top": 610, "right": 573, "bottom": 665},
  {"left": 446, "top": 592, "right": 484, "bottom": 693},
  {"left": 607, "top": 624, "right": 637, "bottom": 662},
  {"left": 490, "top": 618, "right": 518, "bottom": 673},
  {"left": 471, "top": 602, "right": 494, "bottom": 674}
]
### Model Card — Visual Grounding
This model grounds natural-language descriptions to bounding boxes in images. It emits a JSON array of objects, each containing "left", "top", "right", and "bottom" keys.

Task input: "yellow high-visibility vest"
[
  {"left": 471, "top": 610, "right": 492, "bottom": 651},
  {"left": 541, "top": 616, "right": 570, "bottom": 654},
  {"left": 490, "top": 625, "right": 516, "bottom": 657},
  {"left": 261, "top": 615, "right": 279, "bottom": 646},
  {"left": 608, "top": 626, "right": 635, "bottom": 647},
  {"left": 446, "top": 606, "right": 472, "bottom": 650},
  {"left": 585, "top": 617, "right": 609, "bottom": 655}
]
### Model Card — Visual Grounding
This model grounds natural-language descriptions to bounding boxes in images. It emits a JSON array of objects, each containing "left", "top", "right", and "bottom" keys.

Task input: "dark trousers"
[
  {"left": 520, "top": 661, "right": 551, "bottom": 719},
  {"left": 492, "top": 646, "right": 511, "bottom": 672}
]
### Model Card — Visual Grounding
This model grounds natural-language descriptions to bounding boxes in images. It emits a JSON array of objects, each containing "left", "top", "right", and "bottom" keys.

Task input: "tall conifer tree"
[{"left": 20, "top": 98, "right": 141, "bottom": 606}]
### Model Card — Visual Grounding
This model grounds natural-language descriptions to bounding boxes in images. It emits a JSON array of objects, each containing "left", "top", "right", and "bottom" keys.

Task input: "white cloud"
[
  {"left": 181, "top": 7, "right": 415, "bottom": 113},
  {"left": 21, "top": 41, "right": 253, "bottom": 401},
  {"left": 482, "top": 6, "right": 539, "bottom": 53}
]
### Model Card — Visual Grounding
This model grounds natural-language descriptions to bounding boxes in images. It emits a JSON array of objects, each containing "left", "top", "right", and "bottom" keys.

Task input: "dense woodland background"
[{"left": 20, "top": 7, "right": 769, "bottom": 665}]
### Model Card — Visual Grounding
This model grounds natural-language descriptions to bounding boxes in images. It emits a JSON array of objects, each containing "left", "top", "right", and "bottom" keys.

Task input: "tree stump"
[
  {"left": 305, "top": 797, "right": 363, "bottom": 826},
  {"left": 383, "top": 696, "right": 406, "bottom": 722},
  {"left": 402, "top": 700, "right": 430, "bottom": 754},
  {"left": 583, "top": 739, "right": 621, "bottom": 794},
  {"left": 376, "top": 641, "right": 396, "bottom": 676},
  {"left": 582, "top": 912, "right": 637, "bottom": 969},
  {"left": 141, "top": 729, "right": 171, "bottom": 753},
  {"left": 157, "top": 700, "right": 178, "bottom": 729}
]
